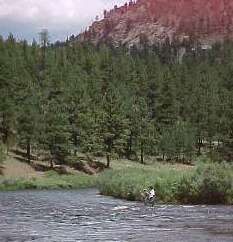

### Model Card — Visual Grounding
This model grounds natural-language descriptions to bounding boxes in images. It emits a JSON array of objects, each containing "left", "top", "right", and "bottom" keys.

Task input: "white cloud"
[{"left": 0, "top": 0, "right": 126, "bottom": 38}]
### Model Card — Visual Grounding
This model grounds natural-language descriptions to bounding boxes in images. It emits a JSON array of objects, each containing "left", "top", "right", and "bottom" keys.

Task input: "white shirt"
[{"left": 149, "top": 189, "right": 155, "bottom": 198}]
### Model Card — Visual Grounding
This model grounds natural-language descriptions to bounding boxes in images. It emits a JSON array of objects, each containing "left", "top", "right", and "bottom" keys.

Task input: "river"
[{"left": 0, "top": 189, "right": 233, "bottom": 241}]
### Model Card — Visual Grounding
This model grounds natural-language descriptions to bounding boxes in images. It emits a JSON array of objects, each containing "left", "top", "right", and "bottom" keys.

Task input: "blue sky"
[{"left": 0, "top": 0, "right": 126, "bottom": 42}]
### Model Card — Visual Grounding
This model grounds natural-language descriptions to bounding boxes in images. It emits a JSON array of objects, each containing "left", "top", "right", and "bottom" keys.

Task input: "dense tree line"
[{"left": 0, "top": 33, "right": 233, "bottom": 167}]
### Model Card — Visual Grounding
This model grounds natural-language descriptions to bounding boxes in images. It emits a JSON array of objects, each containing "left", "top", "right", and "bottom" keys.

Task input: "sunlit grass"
[
  {"left": 0, "top": 172, "right": 96, "bottom": 191},
  {"left": 98, "top": 161, "right": 233, "bottom": 205}
]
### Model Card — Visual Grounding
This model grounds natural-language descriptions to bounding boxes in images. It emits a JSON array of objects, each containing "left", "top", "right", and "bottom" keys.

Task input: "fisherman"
[{"left": 148, "top": 186, "right": 156, "bottom": 201}]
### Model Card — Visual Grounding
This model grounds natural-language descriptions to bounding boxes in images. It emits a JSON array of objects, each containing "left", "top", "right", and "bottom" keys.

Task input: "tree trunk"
[
  {"left": 129, "top": 133, "right": 132, "bottom": 153},
  {"left": 74, "top": 133, "right": 78, "bottom": 156},
  {"left": 197, "top": 138, "right": 202, "bottom": 155},
  {"left": 126, "top": 133, "right": 133, "bottom": 159},
  {"left": 6, "top": 142, "right": 9, "bottom": 155},
  {"left": 26, "top": 139, "right": 31, "bottom": 164},
  {"left": 140, "top": 141, "right": 144, "bottom": 164},
  {"left": 50, "top": 159, "right": 54, "bottom": 168},
  {"left": 106, "top": 154, "right": 111, "bottom": 168},
  {"left": 106, "top": 139, "right": 112, "bottom": 168}
]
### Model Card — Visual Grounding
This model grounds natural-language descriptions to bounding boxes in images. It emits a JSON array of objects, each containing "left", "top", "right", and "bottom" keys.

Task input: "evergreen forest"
[{"left": 1, "top": 33, "right": 233, "bottom": 167}]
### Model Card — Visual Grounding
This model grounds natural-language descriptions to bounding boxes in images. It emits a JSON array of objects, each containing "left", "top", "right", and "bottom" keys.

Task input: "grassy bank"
[
  {"left": 0, "top": 156, "right": 97, "bottom": 191},
  {"left": 97, "top": 161, "right": 233, "bottom": 205},
  {"left": 0, "top": 171, "right": 96, "bottom": 191},
  {"left": 1, "top": 155, "right": 233, "bottom": 205}
]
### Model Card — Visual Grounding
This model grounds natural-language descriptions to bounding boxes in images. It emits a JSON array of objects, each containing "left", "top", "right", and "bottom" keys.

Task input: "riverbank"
[
  {"left": 0, "top": 171, "right": 96, "bottom": 191},
  {"left": 0, "top": 157, "right": 96, "bottom": 191},
  {"left": 97, "top": 161, "right": 233, "bottom": 205},
  {"left": 1, "top": 156, "right": 233, "bottom": 205},
  {"left": 0, "top": 156, "right": 193, "bottom": 193}
]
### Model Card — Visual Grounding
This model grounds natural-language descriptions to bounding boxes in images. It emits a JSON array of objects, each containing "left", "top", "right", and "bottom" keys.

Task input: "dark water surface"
[{"left": 0, "top": 189, "right": 233, "bottom": 242}]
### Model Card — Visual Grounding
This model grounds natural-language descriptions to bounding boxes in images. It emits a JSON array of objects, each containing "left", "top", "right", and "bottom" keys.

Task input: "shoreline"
[
  {"left": 0, "top": 173, "right": 96, "bottom": 192},
  {"left": 1, "top": 158, "right": 233, "bottom": 205},
  {"left": 0, "top": 177, "right": 232, "bottom": 206},
  {"left": 0, "top": 180, "right": 232, "bottom": 206},
  {"left": 97, "top": 162, "right": 233, "bottom": 206}
]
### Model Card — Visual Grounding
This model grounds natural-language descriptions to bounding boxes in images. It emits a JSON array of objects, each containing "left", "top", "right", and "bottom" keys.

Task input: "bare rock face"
[{"left": 77, "top": 0, "right": 233, "bottom": 46}]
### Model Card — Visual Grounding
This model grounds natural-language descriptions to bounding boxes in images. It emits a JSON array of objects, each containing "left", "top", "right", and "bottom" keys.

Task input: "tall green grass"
[
  {"left": 176, "top": 162, "right": 233, "bottom": 204},
  {"left": 0, "top": 172, "right": 96, "bottom": 191},
  {"left": 97, "top": 165, "right": 190, "bottom": 203},
  {"left": 98, "top": 162, "right": 233, "bottom": 204}
]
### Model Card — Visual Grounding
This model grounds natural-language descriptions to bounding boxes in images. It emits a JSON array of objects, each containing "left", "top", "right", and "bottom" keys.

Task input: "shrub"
[
  {"left": 199, "top": 163, "right": 233, "bottom": 204},
  {"left": 97, "top": 166, "right": 186, "bottom": 203},
  {"left": 176, "top": 174, "right": 201, "bottom": 204},
  {"left": 176, "top": 163, "right": 233, "bottom": 204},
  {"left": 98, "top": 162, "right": 233, "bottom": 205}
]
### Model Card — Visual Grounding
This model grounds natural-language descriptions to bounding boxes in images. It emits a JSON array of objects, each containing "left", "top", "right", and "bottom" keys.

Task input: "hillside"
[
  {"left": 1, "top": 157, "right": 42, "bottom": 179},
  {"left": 77, "top": 0, "right": 233, "bottom": 46},
  {"left": 1, "top": 28, "right": 233, "bottom": 181}
]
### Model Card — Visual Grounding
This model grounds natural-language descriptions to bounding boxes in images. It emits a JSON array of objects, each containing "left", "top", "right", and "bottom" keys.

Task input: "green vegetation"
[
  {"left": 0, "top": 143, "right": 5, "bottom": 164},
  {"left": 1, "top": 155, "right": 232, "bottom": 205},
  {"left": 0, "top": 171, "right": 96, "bottom": 191},
  {"left": 1, "top": 32, "right": 233, "bottom": 204},
  {"left": 176, "top": 162, "right": 233, "bottom": 204},
  {"left": 0, "top": 143, "right": 6, "bottom": 177},
  {"left": 98, "top": 161, "right": 233, "bottom": 205},
  {"left": 1, "top": 33, "right": 233, "bottom": 167}
]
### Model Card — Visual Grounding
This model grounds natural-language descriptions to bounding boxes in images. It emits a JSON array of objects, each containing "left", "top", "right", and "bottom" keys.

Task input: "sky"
[{"left": 0, "top": 0, "right": 126, "bottom": 42}]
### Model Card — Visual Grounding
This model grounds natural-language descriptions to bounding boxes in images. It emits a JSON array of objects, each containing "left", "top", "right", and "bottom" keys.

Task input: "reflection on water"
[{"left": 0, "top": 189, "right": 233, "bottom": 242}]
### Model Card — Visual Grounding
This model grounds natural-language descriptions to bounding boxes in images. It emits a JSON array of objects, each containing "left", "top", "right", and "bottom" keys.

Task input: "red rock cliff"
[{"left": 77, "top": 0, "right": 233, "bottom": 46}]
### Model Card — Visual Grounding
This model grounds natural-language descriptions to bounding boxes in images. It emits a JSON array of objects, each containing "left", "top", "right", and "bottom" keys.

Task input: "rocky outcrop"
[{"left": 77, "top": 0, "right": 233, "bottom": 46}]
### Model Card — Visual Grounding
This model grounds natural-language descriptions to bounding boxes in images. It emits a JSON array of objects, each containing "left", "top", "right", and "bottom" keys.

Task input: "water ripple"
[{"left": 0, "top": 189, "right": 233, "bottom": 241}]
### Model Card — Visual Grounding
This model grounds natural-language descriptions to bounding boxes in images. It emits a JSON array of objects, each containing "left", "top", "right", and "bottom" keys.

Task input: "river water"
[{"left": 0, "top": 189, "right": 233, "bottom": 242}]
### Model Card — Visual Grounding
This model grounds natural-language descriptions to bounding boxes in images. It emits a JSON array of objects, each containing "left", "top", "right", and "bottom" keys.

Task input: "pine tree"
[
  {"left": 39, "top": 97, "right": 71, "bottom": 167},
  {"left": 98, "top": 87, "right": 129, "bottom": 167}
]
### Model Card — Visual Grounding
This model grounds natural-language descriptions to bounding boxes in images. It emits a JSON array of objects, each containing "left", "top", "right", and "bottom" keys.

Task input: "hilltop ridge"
[{"left": 77, "top": 0, "right": 233, "bottom": 46}]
